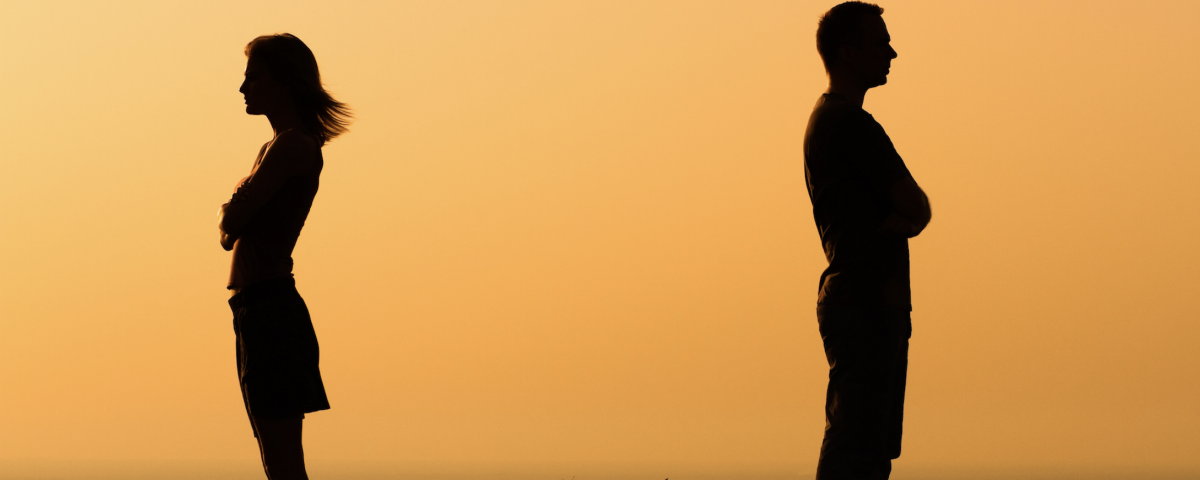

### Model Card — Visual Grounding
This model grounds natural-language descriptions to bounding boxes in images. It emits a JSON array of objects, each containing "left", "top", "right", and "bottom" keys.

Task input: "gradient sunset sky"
[{"left": 1, "top": 1, "right": 1197, "bottom": 478}]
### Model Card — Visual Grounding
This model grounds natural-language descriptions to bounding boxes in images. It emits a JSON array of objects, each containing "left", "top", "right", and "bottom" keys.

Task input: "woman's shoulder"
[
  {"left": 276, "top": 129, "right": 320, "bottom": 150},
  {"left": 263, "top": 129, "right": 320, "bottom": 172}
]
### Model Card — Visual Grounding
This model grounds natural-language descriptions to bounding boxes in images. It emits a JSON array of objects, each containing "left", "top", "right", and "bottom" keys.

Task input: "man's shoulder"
[
  {"left": 815, "top": 93, "right": 865, "bottom": 113},
  {"left": 810, "top": 94, "right": 872, "bottom": 130}
]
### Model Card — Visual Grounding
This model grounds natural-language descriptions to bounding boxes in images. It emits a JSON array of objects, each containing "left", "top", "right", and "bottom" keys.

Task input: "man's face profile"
[{"left": 840, "top": 15, "right": 898, "bottom": 88}]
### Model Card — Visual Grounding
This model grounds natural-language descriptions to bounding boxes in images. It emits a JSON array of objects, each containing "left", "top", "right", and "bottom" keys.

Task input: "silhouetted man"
[{"left": 803, "top": 3, "right": 931, "bottom": 479}]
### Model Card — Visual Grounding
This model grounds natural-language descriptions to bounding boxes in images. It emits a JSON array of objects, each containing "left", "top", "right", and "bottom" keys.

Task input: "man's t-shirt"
[{"left": 803, "top": 93, "right": 913, "bottom": 310}]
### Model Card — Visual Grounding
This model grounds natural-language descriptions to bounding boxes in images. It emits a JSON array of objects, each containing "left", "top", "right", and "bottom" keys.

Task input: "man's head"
[{"left": 817, "top": 2, "right": 897, "bottom": 88}]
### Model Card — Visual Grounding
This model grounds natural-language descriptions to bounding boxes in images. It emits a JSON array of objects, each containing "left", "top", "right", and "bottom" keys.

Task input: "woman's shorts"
[{"left": 230, "top": 277, "right": 330, "bottom": 421}]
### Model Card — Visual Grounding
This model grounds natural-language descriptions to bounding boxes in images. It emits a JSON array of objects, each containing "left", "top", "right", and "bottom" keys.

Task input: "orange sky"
[{"left": 1, "top": 1, "right": 1198, "bottom": 477}]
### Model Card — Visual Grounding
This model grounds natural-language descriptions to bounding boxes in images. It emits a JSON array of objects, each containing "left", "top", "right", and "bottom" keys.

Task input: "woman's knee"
[{"left": 252, "top": 416, "right": 307, "bottom": 478}]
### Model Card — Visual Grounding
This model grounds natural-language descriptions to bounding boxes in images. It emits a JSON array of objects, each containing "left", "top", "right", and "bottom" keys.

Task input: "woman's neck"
[{"left": 265, "top": 106, "right": 302, "bottom": 137}]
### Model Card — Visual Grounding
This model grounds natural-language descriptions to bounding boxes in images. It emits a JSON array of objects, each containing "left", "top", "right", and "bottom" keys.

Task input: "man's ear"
[{"left": 838, "top": 44, "right": 857, "bottom": 66}]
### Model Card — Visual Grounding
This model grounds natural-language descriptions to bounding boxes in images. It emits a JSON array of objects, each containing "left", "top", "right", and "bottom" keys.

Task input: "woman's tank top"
[{"left": 228, "top": 141, "right": 324, "bottom": 289}]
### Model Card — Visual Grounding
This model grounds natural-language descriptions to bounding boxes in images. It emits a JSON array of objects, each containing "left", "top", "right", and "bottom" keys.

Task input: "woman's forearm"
[{"left": 218, "top": 203, "right": 238, "bottom": 251}]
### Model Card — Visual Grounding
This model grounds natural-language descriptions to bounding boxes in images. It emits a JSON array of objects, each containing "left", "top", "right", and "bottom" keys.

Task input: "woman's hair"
[{"left": 245, "top": 33, "right": 351, "bottom": 145}]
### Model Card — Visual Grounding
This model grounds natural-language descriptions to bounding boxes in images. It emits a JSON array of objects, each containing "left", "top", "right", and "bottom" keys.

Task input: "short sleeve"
[{"left": 843, "top": 112, "right": 912, "bottom": 194}]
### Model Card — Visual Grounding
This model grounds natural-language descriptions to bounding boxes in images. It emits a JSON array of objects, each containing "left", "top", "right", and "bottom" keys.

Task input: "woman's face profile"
[{"left": 239, "top": 57, "right": 287, "bottom": 116}]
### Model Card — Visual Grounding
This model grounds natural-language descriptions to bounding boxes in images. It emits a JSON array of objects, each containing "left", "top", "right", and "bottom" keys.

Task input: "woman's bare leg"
[{"left": 251, "top": 415, "right": 309, "bottom": 480}]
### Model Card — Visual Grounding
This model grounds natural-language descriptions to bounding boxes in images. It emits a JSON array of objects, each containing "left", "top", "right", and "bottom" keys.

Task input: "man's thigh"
[{"left": 816, "top": 306, "right": 911, "bottom": 477}]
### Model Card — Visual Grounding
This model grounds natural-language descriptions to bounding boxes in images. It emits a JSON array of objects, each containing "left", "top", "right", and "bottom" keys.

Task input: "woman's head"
[{"left": 240, "top": 33, "right": 351, "bottom": 145}]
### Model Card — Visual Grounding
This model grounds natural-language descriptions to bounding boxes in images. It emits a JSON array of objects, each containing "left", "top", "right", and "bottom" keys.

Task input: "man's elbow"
[
  {"left": 909, "top": 208, "right": 931, "bottom": 238},
  {"left": 918, "top": 192, "right": 932, "bottom": 227}
]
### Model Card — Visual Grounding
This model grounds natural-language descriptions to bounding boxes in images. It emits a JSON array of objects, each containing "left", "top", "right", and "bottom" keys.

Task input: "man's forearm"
[
  {"left": 878, "top": 211, "right": 922, "bottom": 237},
  {"left": 887, "top": 177, "right": 931, "bottom": 235},
  {"left": 913, "top": 189, "right": 931, "bottom": 227}
]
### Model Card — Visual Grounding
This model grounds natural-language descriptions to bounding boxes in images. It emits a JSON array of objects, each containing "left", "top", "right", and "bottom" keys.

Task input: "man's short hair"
[{"left": 816, "top": 2, "right": 885, "bottom": 70}]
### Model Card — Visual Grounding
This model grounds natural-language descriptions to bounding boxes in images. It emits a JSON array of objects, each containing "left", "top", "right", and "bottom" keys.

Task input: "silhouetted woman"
[{"left": 218, "top": 33, "right": 350, "bottom": 480}]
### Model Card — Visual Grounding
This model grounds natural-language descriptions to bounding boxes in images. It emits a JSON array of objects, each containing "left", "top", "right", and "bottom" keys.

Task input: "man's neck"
[{"left": 826, "top": 74, "right": 868, "bottom": 108}]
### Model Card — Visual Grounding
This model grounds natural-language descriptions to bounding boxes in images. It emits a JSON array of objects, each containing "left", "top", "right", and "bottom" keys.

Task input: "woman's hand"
[
  {"left": 230, "top": 176, "right": 251, "bottom": 203},
  {"left": 220, "top": 131, "right": 317, "bottom": 241}
]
